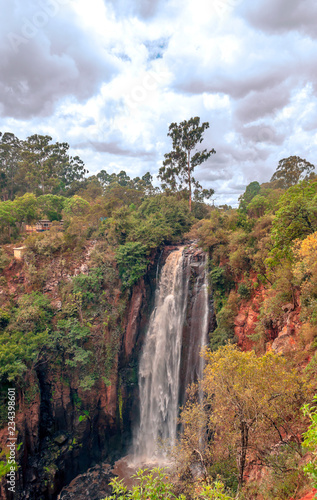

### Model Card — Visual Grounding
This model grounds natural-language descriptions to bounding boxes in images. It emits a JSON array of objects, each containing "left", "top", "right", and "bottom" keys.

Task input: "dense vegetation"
[{"left": 1, "top": 122, "right": 317, "bottom": 499}]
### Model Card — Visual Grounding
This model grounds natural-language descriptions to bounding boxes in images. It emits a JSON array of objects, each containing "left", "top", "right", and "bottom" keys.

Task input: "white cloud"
[{"left": 0, "top": 0, "right": 316, "bottom": 205}]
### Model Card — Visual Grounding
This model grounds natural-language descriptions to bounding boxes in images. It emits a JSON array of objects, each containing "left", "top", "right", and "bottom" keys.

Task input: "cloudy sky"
[{"left": 1, "top": 0, "right": 317, "bottom": 205}]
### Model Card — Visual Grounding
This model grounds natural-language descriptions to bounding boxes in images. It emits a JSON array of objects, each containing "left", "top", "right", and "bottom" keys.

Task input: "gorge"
[{"left": 0, "top": 243, "right": 213, "bottom": 500}]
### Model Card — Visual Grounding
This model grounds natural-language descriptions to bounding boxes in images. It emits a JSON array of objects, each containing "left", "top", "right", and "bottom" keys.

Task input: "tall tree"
[
  {"left": 21, "top": 135, "right": 87, "bottom": 195},
  {"left": 0, "top": 132, "right": 22, "bottom": 200},
  {"left": 158, "top": 117, "right": 216, "bottom": 212},
  {"left": 97, "top": 169, "right": 155, "bottom": 195},
  {"left": 270, "top": 156, "right": 315, "bottom": 189},
  {"left": 238, "top": 181, "right": 261, "bottom": 213}
]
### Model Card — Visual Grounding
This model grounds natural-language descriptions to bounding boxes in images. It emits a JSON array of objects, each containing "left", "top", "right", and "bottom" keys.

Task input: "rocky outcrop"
[
  {"left": 290, "top": 490, "right": 317, "bottom": 500},
  {"left": 234, "top": 284, "right": 303, "bottom": 356},
  {"left": 57, "top": 463, "right": 113, "bottom": 500}
]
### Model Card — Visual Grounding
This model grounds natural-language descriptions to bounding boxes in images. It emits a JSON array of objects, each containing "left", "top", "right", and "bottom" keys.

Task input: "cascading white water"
[
  {"left": 133, "top": 246, "right": 209, "bottom": 462},
  {"left": 134, "top": 248, "right": 189, "bottom": 460}
]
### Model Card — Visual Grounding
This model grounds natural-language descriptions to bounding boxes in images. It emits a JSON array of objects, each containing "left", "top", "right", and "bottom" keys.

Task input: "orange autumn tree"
[{"left": 293, "top": 231, "right": 317, "bottom": 345}]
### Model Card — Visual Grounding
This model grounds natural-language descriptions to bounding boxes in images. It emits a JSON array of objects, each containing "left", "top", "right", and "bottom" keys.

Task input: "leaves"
[
  {"left": 271, "top": 156, "right": 315, "bottom": 189},
  {"left": 0, "top": 131, "right": 87, "bottom": 199},
  {"left": 302, "top": 396, "right": 317, "bottom": 490},
  {"left": 104, "top": 468, "right": 233, "bottom": 500},
  {"left": 115, "top": 242, "right": 149, "bottom": 289},
  {"left": 158, "top": 117, "right": 216, "bottom": 210}
]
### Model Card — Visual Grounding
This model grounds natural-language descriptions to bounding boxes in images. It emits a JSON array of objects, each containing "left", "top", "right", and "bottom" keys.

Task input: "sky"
[{"left": 1, "top": 0, "right": 317, "bottom": 206}]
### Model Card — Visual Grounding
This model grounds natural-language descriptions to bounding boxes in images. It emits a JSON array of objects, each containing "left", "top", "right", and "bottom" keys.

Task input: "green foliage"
[
  {"left": 209, "top": 267, "right": 234, "bottom": 296},
  {"left": 104, "top": 468, "right": 233, "bottom": 500},
  {"left": 246, "top": 195, "right": 269, "bottom": 218},
  {"left": 203, "top": 345, "right": 307, "bottom": 489},
  {"left": 0, "top": 443, "right": 21, "bottom": 480},
  {"left": 0, "top": 132, "right": 87, "bottom": 198},
  {"left": 0, "top": 309, "right": 10, "bottom": 329},
  {"left": 37, "top": 194, "right": 66, "bottom": 221},
  {"left": 302, "top": 396, "right": 317, "bottom": 491},
  {"left": 158, "top": 117, "right": 216, "bottom": 211},
  {"left": 106, "top": 195, "right": 193, "bottom": 251},
  {"left": 25, "top": 225, "right": 65, "bottom": 256},
  {"left": 208, "top": 456, "right": 238, "bottom": 493},
  {"left": 0, "top": 292, "right": 53, "bottom": 383},
  {"left": 237, "top": 283, "right": 252, "bottom": 299},
  {"left": 210, "top": 292, "right": 239, "bottom": 350},
  {"left": 0, "top": 328, "right": 50, "bottom": 383},
  {"left": 72, "top": 268, "right": 104, "bottom": 306},
  {"left": 271, "top": 180, "right": 317, "bottom": 259},
  {"left": 133, "top": 195, "right": 193, "bottom": 245},
  {"left": 50, "top": 319, "right": 91, "bottom": 368},
  {"left": 0, "top": 248, "right": 9, "bottom": 271},
  {"left": 105, "top": 468, "right": 182, "bottom": 500},
  {"left": 10, "top": 292, "right": 54, "bottom": 333},
  {"left": 63, "top": 195, "right": 90, "bottom": 217},
  {"left": 115, "top": 242, "right": 149, "bottom": 289},
  {"left": 78, "top": 410, "right": 90, "bottom": 422},
  {"left": 97, "top": 169, "right": 155, "bottom": 195},
  {"left": 0, "top": 193, "right": 38, "bottom": 240},
  {"left": 270, "top": 156, "right": 315, "bottom": 189},
  {"left": 0, "top": 132, "right": 22, "bottom": 201},
  {"left": 238, "top": 181, "right": 261, "bottom": 213}
]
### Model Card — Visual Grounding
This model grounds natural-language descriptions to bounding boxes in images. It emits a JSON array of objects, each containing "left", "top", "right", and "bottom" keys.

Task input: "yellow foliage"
[
  {"left": 293, "top": 231, "right": 317, "bottom": 282},
  {"left": 293, "top": 232, "right": 317, "bottom": 328}
]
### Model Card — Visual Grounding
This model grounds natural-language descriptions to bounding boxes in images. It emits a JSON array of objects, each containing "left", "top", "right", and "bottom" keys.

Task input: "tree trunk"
[
  {"left": 238, "top": 421, "right": 249, "bottom": 489},
  {"left": 187, "top": 151, "right": 192, "bottom": 212}
]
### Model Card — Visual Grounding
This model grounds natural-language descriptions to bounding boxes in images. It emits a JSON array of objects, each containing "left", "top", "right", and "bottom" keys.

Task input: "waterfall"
[{"left": 133, "top": 245, "right": 209, "bottom": 462}]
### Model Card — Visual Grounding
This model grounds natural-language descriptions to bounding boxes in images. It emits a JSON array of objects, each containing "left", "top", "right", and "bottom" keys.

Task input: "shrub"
[
  {"left": 302, "top": 396, "right": 317, "bottom": 491},
  {"left": 209, "top": 267, "right": 234, "bottom": 296},
  {"left": 25, "top": 225, "right": 65, "bottom": 256},
  {"left": 0, "top": 249, "right": 10, "bottom": 271},
  {"left": 0, "top": 309, "right": 10, "bottom": 329},
  {"left": 10, "top": 292, "right": 54, "bottom": 333},
  {"left": 237, "top": 283, "right": 252, "bottom": 299},
  {"left": 115, "top": 242, "right": 149, "bottom": 289},
  {"left": 209, "top": 292, "right": 239, "bottom": 350},
  {"left": 104, "top": 468, "right": 234, "bottom": 500},
  {"left": 72, "top": 268, "right": 104, "bottom": 306}
]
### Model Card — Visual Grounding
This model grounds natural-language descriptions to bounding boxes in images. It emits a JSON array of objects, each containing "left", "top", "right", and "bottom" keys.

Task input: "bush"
[
  {"left": 115, "top": 242, "right": 149, "bottom": 289},
  {"left": 0, "top": 309, "right": 10, "bottom": 329},
  {"left": 0, "top": 249, "right": 10, "bottom": 271},
  {"left": 0, "top": 328, "right": 50, "bottom": 383},
  {"left": 209, "top": 267, "right": 234, "bottom": 296},
  {"left": 25, "top": 225, "right": 65, "bottom": 256},
  {"left": 237, "top": 283, "right": 252, "bottom": 299},
  {"left": 72, "top": 268, "right": 104, "bottom": 306},
  {"left": 210, "top": 292, "right": 239, "bottom": 350},
  {"left": 9, "top": 292, "right": 53, "bottom": 334},
  {"left": 104, "top": 468, "right": 234, "bottom": 500},
  {"left": 302, "top": 396, "right": 317, "bottom": 491}
]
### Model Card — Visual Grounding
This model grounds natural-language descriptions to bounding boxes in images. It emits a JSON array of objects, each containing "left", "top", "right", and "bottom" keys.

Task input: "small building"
[
  {"left": 35, "top": 220, "right": 52, "bottom": 232},
  {"left": 13, "top": 246, "right": 27, "bottom": 260},
  {"left": 24, "top": 220, "right": 64, "bottom": 233}
]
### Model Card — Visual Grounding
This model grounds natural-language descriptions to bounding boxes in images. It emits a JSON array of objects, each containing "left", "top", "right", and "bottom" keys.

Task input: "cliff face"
[
  {"left": 234, "top": 283, "right": 306, "bottom": 357},
  {"left": 0, "top": 366, "right": 119, "bottom": 500},
  {"left": 0, "top": 245, "right": 160, "bottom": 500}
]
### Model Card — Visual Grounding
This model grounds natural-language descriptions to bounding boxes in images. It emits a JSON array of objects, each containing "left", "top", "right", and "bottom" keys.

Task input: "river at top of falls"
[{"left": 133, "top": 245, "right": 209, "bottom": 464}]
